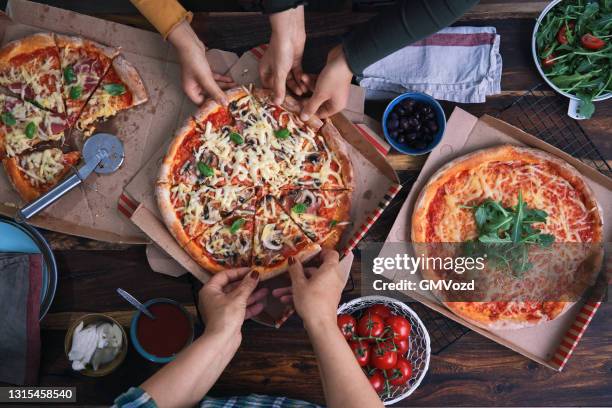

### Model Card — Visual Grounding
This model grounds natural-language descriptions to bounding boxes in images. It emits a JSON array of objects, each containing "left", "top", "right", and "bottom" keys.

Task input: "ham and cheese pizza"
[
  {"left": 0, "top": 33, "right": 146, "bottom": 204},
  {"left": 157, "top": 86, "right": 353, "bottom": 280},
  {"left": 412, "top": 145, "right": 603, "bottom": 330}
]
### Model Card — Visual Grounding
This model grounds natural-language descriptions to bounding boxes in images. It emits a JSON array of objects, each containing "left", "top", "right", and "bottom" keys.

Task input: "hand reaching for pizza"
[
  {"left": 198, "top": 268, "right": 268, "bottom": 337},
  {"left": 168, "top": 20, "right": 236, "bottom": 106},
  {"left": 299, "top": 44, "right": 353, "bottom": 121},
  {"left": 259, "top": 6, "right": 307, "bottom": 105},
  {"left": 272, "top": 250, "right": 348, "bottom": 327}
]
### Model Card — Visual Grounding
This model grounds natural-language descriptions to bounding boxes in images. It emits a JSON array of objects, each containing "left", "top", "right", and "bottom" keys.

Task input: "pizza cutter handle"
[{"left": 15, "top": 157, "right": 102, "bottom": 223}]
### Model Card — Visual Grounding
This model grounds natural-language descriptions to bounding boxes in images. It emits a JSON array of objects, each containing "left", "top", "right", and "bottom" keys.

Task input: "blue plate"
[
  {"left": 382, "top": 92, "right": 447, "bottom": 155},
  {"left": 0, "top": 215, "right": 57, "bottom": 319}
]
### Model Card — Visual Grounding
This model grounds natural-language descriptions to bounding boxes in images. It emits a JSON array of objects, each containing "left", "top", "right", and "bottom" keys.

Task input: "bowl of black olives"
[{"left": 382, "top": 92, "right": 446, "bottom": 155}]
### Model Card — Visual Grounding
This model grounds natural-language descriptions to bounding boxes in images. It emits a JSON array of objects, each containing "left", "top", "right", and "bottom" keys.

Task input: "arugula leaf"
[
  {"left": 229, "top": 218, "right": 245, "bottom": 234},
  {"left": 25, "top": 122, "right": 36, "bottom": 139},
  {"left": 1, "top": 112, "right": 16, "bottom": 126},
  {"left": 511, "top": 191, "right": 525, "bottom": 243},
  {"left": 63, "top": 66, "right": 76, "bottom": 84},
  {"left": 229, "top": 132, "right": 244, "bottom": 145},
  {"left": 103, "top": 83, "right": 126, "bottom": 96},
  {"left": 292, "top": 203, "right": 307, "bottom": 214},
  {"left": 197, "top": 162, "right": 214, "bottom": 177},
  {"left": 69, "top": 85, "right": 82, "bottom": 100}
]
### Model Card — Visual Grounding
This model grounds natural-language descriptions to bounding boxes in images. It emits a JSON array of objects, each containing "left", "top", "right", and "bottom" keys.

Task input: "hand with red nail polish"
[{"left": 198, "top": 267, "right": 268, "bottom": 342}]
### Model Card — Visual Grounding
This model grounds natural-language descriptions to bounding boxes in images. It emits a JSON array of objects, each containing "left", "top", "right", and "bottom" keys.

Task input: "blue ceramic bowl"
[
  {"left": 382, "top": 92, "right": 446, "bottom": 155},
  {"left": 130, "top": 298, "right": 194, "bottom": 364}
]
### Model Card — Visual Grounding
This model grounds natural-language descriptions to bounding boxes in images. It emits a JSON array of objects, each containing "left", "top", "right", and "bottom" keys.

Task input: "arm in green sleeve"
[{"left": 343, "top": 0, "right": 480, "bottom": 74}]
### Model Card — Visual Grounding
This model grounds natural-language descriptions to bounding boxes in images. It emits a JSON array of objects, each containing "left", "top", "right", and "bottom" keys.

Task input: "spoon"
[{"left": 116, "top": 288, "right": 155, "bottom": 319}]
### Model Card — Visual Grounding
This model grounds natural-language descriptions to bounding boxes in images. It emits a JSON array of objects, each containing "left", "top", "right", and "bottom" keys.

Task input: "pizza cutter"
[{"left": 15, "top": 133, "right": 124, "bottom": 223}]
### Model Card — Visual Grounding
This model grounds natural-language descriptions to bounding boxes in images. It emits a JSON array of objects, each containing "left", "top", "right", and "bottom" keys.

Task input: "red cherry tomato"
[
  {"left": 370, "top": 342, "right": 398, "bottom": 370},
  {"left": 368, "top": 371, "right": 385, "bottom": 393},
  {"left": 386, "top": 315, "right": 411, "bottom": 340},
  {"left": 581, "top": 33, "right": 605, "bottom": 50},
  {"left": 395, "top": 338, "right": 409, "bottom": 356},
  {"left": 542, "top": 53, "right": 557, "bottom": 68},
  {"left": 357, "top": 312, "right": 385, "bottom": 339},
  {"left": 349, "top": 341, "right": 371, "bottom": 367},
  {"left": 385, "top": 358, "right": 413, "bottom": 386},
  {"left": 337, "top": 314, "right": 357, "bottom": 341},
  {"left": 366, "top": 304, "right": 392, "bottom": 320},
  {"left": 556, "top": 20, "right": 575, "bottom": 44}
]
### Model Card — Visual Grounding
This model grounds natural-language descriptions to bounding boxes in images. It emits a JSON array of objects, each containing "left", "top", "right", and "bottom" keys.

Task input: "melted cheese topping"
[
  {"left": 18, "top": 148, "right": 65, "bottom": 185},
  {"left": 427, "top": 161, "right": 597, "bottom": 243}
]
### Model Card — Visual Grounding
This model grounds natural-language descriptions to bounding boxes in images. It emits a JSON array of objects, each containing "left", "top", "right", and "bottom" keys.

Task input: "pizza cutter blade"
[{"left": 15, "top": 133, "right": 124, "bottom": 223}]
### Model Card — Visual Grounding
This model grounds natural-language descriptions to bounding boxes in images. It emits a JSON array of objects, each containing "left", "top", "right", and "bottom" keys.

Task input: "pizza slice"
[
  {"left": 253, "top": 195, "right": 321, "bottom": 279},
  {"left": 278, "top": 189, "right": 351, "bottom": 249},
  {"left": 3, "top": 148, "right": 80, "bottom": 202},
  {"left": 55, "top": 34, "right": 119, "bottom": 127},
  {"left": 76, "top": 55, "right": 147, "bottom": 135},
  {"left": 182, "top": 207, "right": 256, "bottom": 273},
  {"left": 0, "top": 33, "right": 64, "bottom": 114},
  {"left": 0, "top": 94, "right": 66, "bottom": 158}
]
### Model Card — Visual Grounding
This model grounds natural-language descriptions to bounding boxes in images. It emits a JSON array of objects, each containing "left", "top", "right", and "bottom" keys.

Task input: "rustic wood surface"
[{"left": 9, "top": 1, "right": 611, "bottom": 406}]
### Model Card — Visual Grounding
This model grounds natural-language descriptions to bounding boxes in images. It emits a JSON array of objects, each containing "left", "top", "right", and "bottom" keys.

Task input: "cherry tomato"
[
  {"left": 581, "top": 33, "right": 605, "bottom": 50},
  {"left": 349, "top": 341, "right": 370, "bottom": 366},
  {"left": 370, "top": 342, "right": 398, "bottom": 370},
  {"left": 357, "top": 312, "right": 385, "bottom": 339},
  {"left": 366, "top": 304, "right": 392, "bottom": 320},
  {"left": 395, "top": 338, "right": 409, "bottom": 356},
  {"left": 386, "top": 315, "right": 411, "bottom": 340},
  {"left": 368, "top": 371, "right": 385, "bottom": 393},
  {"left": 385, "top": 358, "right": 413, "bottom": 386},
  {"left": 556, "top": 20, "right": 575, "bottom": 45},
  {"left": 542, "top": 53, "right": 557, "bottom": 68},
  {"left": 337, "top": 314, "right": 357, "bottom": 341}
]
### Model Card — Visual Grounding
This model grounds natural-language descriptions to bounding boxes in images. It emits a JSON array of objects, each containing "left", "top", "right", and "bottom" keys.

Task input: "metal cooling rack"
[{"left": 497, "top": 84, "right": 612, "bottom": 177}]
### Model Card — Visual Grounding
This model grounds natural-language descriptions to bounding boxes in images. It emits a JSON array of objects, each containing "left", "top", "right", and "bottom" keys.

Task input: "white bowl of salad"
[{"left": 532, "top": 0, "right": 611, "bottom": 119}]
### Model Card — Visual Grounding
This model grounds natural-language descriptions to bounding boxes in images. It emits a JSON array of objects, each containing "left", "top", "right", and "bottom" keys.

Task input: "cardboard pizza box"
[
  {"left": 0, "top": 0, "right": 199, "bottom": 243},
  {"left": 376, "top": 107, "right": 611, "bottom": 370}
]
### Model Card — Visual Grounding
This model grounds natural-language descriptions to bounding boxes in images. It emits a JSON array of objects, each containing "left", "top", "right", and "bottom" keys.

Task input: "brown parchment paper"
[{"left": 379, "top": 107, "right": 611, "bottom": 369}]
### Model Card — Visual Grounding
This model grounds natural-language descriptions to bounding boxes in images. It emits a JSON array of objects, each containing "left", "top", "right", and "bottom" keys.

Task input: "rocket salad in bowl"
[{"left": 534, "top": 0, "right": 612, "bottom": 119}]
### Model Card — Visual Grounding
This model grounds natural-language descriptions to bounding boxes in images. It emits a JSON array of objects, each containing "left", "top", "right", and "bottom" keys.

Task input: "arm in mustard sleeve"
[{"left": 129, "top": 0, "right": 192, "bottom": 39}]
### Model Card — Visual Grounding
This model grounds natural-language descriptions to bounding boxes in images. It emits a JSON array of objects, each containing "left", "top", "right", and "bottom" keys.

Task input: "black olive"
[
  {"left": 396, "top": 105, "right": 406, "bottom": 115},
  {"left": 293, "top": 236, "right": 302, "bottom": 244},
  {"left": 407, "top": 132, "right": 418, "bottom": 141},
  {"left": 424, "top": 133, "right": 434, "bottom": 143},
  {"left": 415, "top": 140, "right": 427, "bottom": 149},
  {"left": 254, "top": 258, "right": 263, "bottom": 266},
  {"left": 420, "top": 105, "right": 432, "bottom": 115},
  {"left": 397, "top": 135, "right": 406, "bottom": 144},
  {"left": 400, "top": 118, "right": 410, "bottom": 130},
  {"left": 313, "top": 179, "right": 322, "bottom": 188},
  {"left": 422, "top": 126, "right": 431, "bottom": 135},
  {"left": 426, "top": 111, "right": 436, "bottom": 120},
  {"left": 387, "top": 118, "right": 399, "bottom": 130},
  {"left": 307, "top": 153, "right": 321, "bottom": 164},
  {"left": 389, "top": 112, "right": 398, "bottom": 121},
  {"left": 229, "top": 101, "right": 238, "bottom": 110},
  {"left": 413, "top": 112, "right": 421, "bottom": 121},
  {"left": 427, "top": 120, "right": 439, "bottom": 133},
  {"left": 390, "top": 130, "right": 399, "bottom": 139}
]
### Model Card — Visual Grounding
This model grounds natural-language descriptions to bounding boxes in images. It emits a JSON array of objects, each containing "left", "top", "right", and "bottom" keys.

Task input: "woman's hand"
[
  {"left": 259, "top": 6, "right": 307, "bottom": 105},
  {"left": 199, "top": 268, "right": 268, "bottom": 340},
  {"left": 299, "top": 45, "right": 353, "bottom": 121},
  {"left": 273, "top": 250, "right": 347, "bottom": 328},
  {"left": 168, "top": 20, "right": 236, "bottom": 106}
]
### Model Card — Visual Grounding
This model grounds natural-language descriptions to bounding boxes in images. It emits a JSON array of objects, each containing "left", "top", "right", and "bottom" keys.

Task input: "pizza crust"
[
  {"left": 155, "top": 182, "right": 192, "bottom": 248},
  {"left": 0, "top": 32, "right": 56, "bottom": 68},
  {"left": 110, "top": 56, "right": 148, "bottom": 107},
  {"left": 321, "top": 120, "right": 355, "bottom": 190},
  {"left": 54, "top": 34, "right": 120, "bottom": 60},
  {"left": 253, "top": 242, "right": 321, "bottom": 281}
]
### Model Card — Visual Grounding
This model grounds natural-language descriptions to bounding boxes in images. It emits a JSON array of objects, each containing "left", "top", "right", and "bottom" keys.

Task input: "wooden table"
[{"left": 27, "top": 1, "right": 612, "bottom": 406}]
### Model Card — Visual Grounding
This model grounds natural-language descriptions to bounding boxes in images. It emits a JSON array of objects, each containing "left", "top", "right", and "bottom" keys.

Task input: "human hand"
[
  {"left": 259, "top": 6, "right": 307, "bottom": 105},
  {"left": 272, "top": 250, "right": 347, "bottom": 328},
  {"left": 168, "top": 20, "right": 236, "bottom": 105},
  {"left": 299, "top": 44, "right": 353, "bottom": 121},
  {"left": 199, "top": 268, "right": 268, "bottom": 339}
]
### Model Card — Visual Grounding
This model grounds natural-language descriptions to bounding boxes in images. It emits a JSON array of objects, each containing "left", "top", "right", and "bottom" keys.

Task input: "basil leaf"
[
  {"left": 1, "top": 112, "right": 16, "bottom": 126},
  {"left": 274, "top": 128, "right": 290, "bottom": 140},
  {"left": 103, "top": 83, "right": 126, "bottom": 96},
  {"left": 229, "top": 132, "right": 244, "bottom": 145},
  {"left": 63, "top": 65, "right": 76, "bottom": 84},
  {"left": 197, "top": 162, "right": 214, "bottom": 177},
  {"left": 229, "top": 218, "right": 245, "bottom": 234},
  {"left": 69, "top": 85, "right": 82, "bottom": 100},
  {"left": 329, "top": 219, "right": 338, "bottom": 227},
  {"left": 25, "top": 122, "right": 37, "bottom": 139},
  {"left": 292, "top": 203, "right": 307, "bottom": 214}
]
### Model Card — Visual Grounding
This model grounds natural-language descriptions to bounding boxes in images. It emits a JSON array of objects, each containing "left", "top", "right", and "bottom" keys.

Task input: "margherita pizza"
[
  {"left": 412, "top": 145, "right": 603, "bottom": 330},
  {"left": 157, "top": 86, "right": 353, "bottom": 280},
  {"left": 0, "top": 33, "right": 147, "bottom": 203}
]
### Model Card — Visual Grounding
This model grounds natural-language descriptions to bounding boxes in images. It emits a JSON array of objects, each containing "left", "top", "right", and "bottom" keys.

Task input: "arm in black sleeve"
[
  {"left": 260, "top": 0, "right": 306, "bottom": 14},
  {"left": 343, "top": 0, "right": 480, "bottom": 74}
]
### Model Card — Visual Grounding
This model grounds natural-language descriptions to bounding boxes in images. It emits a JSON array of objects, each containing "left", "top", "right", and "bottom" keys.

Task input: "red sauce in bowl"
[{"left": 136, "top": 302, "right": 193, "bottom": 358}]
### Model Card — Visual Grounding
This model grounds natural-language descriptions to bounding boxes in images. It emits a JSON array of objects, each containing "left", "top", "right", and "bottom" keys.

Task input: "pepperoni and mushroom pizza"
[
  {"left": 157, "top": 86, "right": 353, "bottom": 279},
  {"left": 0, "top": 33, "right": 147, "bottom": 202},
  {"left": 412, "top": 145, "right": 603, "bottom": 330}
]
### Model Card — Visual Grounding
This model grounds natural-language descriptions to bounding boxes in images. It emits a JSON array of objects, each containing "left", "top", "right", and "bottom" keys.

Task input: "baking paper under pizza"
[
  {"left": 157, "top": 86, "right": 353, "bottom": 280},
  {"left": 411, "top": 145, "right": 603, "bottom": 330}
]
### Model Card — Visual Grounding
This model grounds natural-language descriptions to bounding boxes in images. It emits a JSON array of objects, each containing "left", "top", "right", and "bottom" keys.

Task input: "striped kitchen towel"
[{"left": 358, "top": 26, "right": 502, "bottom": 103}]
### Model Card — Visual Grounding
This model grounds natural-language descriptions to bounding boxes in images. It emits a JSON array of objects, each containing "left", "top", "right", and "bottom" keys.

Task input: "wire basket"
[{"left": 337, "top": 295, "right": 431, "bottom": 406}]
